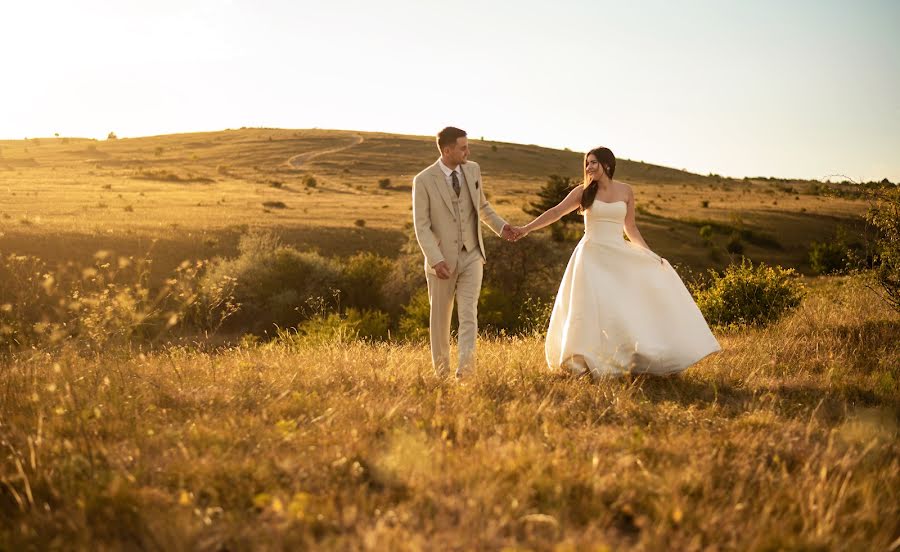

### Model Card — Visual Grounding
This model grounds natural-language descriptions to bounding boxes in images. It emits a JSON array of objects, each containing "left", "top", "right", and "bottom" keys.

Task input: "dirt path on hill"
[{"left": 286, "top": 134, "right": 364, "bottom": 168}]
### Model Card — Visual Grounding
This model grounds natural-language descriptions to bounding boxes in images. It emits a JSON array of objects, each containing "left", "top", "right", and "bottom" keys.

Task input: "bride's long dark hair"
[{"left": 580, "top": 147, "right": 617, "bottom": 212}]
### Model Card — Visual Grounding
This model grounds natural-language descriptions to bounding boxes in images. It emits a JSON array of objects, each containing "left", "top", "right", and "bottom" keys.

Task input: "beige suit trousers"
[{"left": 426, "top": 247, "right": 484, "bottom": 377}]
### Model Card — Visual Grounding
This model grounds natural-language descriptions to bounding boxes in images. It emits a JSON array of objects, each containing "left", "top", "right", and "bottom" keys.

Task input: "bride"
[{"left": 513, "top": 147, "right": 721, "bottom": 377}]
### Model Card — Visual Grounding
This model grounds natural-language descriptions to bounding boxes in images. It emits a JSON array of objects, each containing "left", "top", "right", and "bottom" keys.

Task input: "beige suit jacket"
[{"left": 412, "top": 160, "right": 507, "bottom": 274}]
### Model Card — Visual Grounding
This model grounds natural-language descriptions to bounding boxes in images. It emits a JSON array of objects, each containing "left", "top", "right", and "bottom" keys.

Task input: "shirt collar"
[{"left": 437, "top": 158, "right": 459, "bottom": 178}]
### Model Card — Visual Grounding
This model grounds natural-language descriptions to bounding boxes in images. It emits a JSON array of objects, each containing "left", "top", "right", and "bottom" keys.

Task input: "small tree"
[
  {"left": 526, "top": 175, "right": 580, "bottom": 237},
  {"left": 107, "top": 131, "right": 118, "bottom": 140}
]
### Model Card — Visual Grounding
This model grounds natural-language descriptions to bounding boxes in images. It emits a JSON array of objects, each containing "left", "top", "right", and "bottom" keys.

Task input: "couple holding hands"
[{"left": 412, "top": 127, "right": 720, "bottom": 379}]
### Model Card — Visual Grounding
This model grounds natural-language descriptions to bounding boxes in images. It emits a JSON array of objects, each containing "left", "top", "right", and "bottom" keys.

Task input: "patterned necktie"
[{"left": 451, "top": 170, "right": 461, "bottom": 197}]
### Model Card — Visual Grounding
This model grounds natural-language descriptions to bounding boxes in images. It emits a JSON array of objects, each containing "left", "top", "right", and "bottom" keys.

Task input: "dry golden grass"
[
  {"left": 0, "top": 129, "right": 892, "bottom": 549},
  {"left": 1, "top": 276, "right": 897, "bottom": 550},
  {"left": 1, "top": 128, "right": 870, "bottom": 281}
]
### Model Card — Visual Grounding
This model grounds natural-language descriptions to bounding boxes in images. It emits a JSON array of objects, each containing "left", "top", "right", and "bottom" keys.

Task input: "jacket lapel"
[
  {"left": 431, "top": 165, "right": 455, "bottom": 215},
  {"left": 461, "top": 163, "right": 479, "bottom": 211}
]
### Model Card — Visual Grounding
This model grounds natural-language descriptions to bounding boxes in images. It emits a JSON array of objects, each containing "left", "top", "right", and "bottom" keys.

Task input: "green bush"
[
  {"left": 478, "top": 285, "right": 519, "bottom": 333},
  {"left": 691, "top": 260, "right": 805, "bottom": 328},
  {"left": 809, "top": 226, "right": 868, "bottom": 276},
  {"left": 341, "top": 252, "right": 393, "bottom": 311},
  {"left": 203, "top": 231, "right": 342, "bottom": 333},
  {"left": 809, "top": 240, "right": 848, "bottom": 275},
  {"left": 397, "top": 288, "right": 430, "bottom": 341}
]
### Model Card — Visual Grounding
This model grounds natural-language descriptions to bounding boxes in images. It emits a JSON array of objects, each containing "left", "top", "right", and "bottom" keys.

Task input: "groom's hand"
[
  {"left": 501, "top": 224, "right": 517, "bottom": 242},
  {"left": 432, "top": 261, "right": 451, "bottom": 279}
]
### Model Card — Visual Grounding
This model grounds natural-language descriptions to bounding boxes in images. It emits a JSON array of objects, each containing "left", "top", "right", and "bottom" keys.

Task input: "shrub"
[
  {"left": 303, "top": 175, "right": 317, "bottom": 188},
  {"left": 478, "top": 285, "right": 519, "bottom": 333},
  {"left": 726, "top": 234, "right": 744, "bottom": 254},
  {"left": 809, "top": 226, "right": 868, "bottom": 275},
  {"left": 354, "top": 219, "right": 366, "bottom": 227},
  {"left": 378, "top": 178, "right": 391, "bottom": 189},
  {"left": 701, "top": 200, "right": 709, "bottom": 208},
  {"left": 691, "top": 260, "right": 805, "bottom": 328},
  {"left": 699, "top": 225, "right": 714, "bottom": 243},
  {"left": 341, "top": 252, "right": 392, "bottom": 311},
  {"left": 480, "top": 233, "right": 570, "bottom": 334},
  {"left": 867, "top": 187, "right": 900, "bottom": 311},
  {"left": 262, "top": 201, "right": 287, "bottom": 209},
  {"left": 397, "top": 288, "right": 430, "bottom": 341},
  {"left": 107, "top": 132, "right": 117, "bottom": 140},
  {"left": 809, "top": 240, "right": 848, "bottom": 275},
  {"left": 202, "top": 231, "right": 342, "bottom": 333}
]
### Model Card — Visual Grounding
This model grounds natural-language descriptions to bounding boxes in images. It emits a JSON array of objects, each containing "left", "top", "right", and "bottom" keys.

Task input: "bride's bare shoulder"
[{"left": 613, "top": 180, "right": 633, "bottom": 197}]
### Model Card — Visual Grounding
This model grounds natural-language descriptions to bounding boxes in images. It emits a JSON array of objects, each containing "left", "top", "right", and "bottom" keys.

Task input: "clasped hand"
[{"left": 501, "top": 224, "right": 528, "bottom": 242}]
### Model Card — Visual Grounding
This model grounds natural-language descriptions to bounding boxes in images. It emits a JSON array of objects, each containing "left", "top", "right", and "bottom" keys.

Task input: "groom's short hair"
[{"left": 437, "top": 127, "right": 467, "bottom": 150}]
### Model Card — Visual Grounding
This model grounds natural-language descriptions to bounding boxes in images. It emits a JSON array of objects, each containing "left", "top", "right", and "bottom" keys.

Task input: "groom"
[{"left": 412, "top": 127, "right": 516, "bottom": 377}]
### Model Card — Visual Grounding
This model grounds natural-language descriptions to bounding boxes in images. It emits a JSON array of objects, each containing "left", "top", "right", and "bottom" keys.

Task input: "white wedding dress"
[{"left": 545, "top": 200, "right": 721, "bottom": 377}]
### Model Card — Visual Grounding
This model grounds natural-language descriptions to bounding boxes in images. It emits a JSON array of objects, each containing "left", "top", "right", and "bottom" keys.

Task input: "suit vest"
[{"left": 451, "top": 171, "right": 480, "bottom": 254}]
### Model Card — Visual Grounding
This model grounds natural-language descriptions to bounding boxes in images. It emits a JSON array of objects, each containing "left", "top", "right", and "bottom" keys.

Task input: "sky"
[{"left": 2, "top": 0, "right": 898, "bottom": 182}]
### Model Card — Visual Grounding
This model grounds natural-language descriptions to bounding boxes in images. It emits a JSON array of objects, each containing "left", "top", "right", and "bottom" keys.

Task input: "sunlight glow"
[{"left": 2, "top": 0, "right": 898, "bottom": 182}]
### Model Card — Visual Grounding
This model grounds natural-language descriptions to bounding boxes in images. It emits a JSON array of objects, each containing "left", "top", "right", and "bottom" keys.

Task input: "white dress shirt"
[{"left": 437, "top": 158, "right": 465, "bottom": 191}]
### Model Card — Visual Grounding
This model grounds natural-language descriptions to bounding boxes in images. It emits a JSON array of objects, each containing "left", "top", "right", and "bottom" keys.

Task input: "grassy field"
[
  {"left": 0, "top": 128, "right": 871, "bottom": 282},
  {"left": 1, "top": 128, "right": 895, "bottom": 550},
  {"left": 0, "top": 275, "right": 897, "bottom": 550}
]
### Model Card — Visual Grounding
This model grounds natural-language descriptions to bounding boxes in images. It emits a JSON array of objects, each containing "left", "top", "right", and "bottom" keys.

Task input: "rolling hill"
[{"left": 0, "top": 128, "right": 871, "bottom": 278}]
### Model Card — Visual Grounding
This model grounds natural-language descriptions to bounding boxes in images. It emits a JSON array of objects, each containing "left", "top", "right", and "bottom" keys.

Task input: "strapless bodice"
[{"left": 584, "top": 200, "right": 626, "bottom": 243}]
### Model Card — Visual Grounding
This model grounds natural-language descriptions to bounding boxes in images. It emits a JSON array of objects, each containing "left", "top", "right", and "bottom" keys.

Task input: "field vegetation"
[{"left": 1, "top": 129, "right": 897, "bottom": 549}]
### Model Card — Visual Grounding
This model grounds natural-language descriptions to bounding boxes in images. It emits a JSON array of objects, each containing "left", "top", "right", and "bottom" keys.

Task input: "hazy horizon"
[{"left": 3, "top": 0, "right": 898, "bottom": 182}]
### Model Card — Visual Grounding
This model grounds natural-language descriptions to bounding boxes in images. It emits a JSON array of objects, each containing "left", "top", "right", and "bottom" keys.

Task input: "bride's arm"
[
  {"left": 623, "top": 186, "right": 655, "bottom": 253},
  {"left": 520, "top": 186, "right": 584, "bottom": 236}
]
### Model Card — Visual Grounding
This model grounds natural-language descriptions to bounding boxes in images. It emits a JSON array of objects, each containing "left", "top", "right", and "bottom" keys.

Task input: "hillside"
[{"left": 0, "top": 128, "right": 871, "bottom": 277}]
